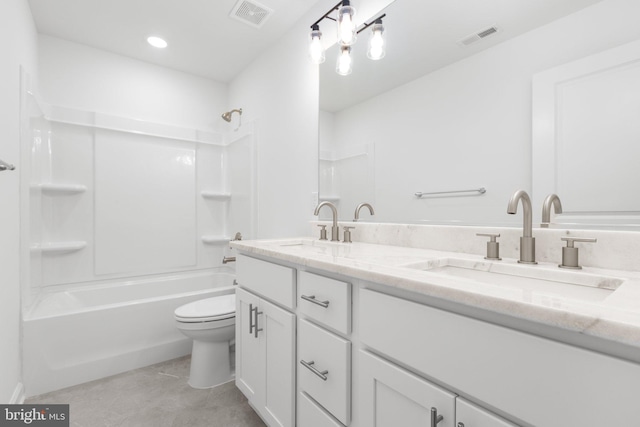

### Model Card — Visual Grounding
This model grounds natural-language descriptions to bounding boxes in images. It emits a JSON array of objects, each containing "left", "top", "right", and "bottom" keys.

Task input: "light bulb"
[
  {"left": 337, "top": 0, "right": 356, "bottom": 46},
  {"left": 367, "top": 20, "right": 385, "bottom": 60},
  {"left": 336, "top": 46, "right": 352, "bottom": 76},
  {"left": 309, "top": 25, "right": 325, "bottom": 64}
]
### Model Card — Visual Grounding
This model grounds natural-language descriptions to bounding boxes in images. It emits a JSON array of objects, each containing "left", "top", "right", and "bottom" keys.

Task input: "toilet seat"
[{"left": 175, "top": 294, "right": 236, "bottom": 323}]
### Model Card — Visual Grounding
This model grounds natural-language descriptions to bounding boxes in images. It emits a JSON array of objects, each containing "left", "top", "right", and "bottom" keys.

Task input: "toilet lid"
[{"left": 175, "top": 294, "right": 236, "bottom": 322}]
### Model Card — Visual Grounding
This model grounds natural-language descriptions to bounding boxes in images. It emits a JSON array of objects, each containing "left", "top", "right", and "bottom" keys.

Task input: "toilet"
[{"left": 174, "top": 293, "right": 236, "bottom": 389}]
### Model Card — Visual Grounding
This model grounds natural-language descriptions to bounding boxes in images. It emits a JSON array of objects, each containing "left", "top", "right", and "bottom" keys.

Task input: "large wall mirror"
[{"left": 318, "top": 0, "right": 640, "bottom": 230}]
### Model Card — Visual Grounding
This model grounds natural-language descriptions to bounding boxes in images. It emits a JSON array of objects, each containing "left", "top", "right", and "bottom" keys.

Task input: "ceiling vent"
[
  {"left": 230, "top": 0, "right": 274, "bottom": 29},
  {"left": 458, "top": 25, "right": 500, "bottom": 47}
]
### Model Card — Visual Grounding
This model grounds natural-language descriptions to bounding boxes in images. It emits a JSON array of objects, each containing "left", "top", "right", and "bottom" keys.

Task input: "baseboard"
[{"left": 9, "top": 383, "right": 25, "bottom": 404}]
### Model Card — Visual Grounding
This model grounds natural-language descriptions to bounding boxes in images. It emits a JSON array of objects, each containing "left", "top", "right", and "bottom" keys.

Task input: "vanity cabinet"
[
  {"left": 234, "top": 249, "right": 640, "bottom": 427},
  {"left": 235, "top": 256, "right": 296, "bottom": 427}
]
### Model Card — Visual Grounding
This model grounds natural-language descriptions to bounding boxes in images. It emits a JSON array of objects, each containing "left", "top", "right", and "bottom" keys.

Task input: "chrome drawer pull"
[
  {"left": 301, "top": 294, "right": 330, "bottom": 308},
  {"left": 249, "top": 304, "right": 263, "bottom": 338},
  {"left": 253, "top": 306, "right": 263, "bottom": 338},
  {"left": 300, "top": 359, "right": 329, "bottom": 381},
  {"left": 249, "top": 303, "right": 255, "bottom": 335},
  {"left": 430, "top": 407, "right": 444, "bottom": 426},
  {"left": 457, "top": 423, "right": 465, "bottom": 427}
]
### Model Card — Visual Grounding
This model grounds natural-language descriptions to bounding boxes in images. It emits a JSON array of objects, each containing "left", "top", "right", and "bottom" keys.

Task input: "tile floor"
[{"left": 26, "top": 356, "right": 266, "bottom": 427}]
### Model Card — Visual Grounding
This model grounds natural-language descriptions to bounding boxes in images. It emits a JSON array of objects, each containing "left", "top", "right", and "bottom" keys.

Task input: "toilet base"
[{"left": 188, "top": 339, "right": 233, "bottom": 389}]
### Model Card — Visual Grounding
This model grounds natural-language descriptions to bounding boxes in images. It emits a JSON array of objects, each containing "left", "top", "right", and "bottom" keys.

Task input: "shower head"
[{"left": 222, "top": 108, "right": 242, "bottom": 122}]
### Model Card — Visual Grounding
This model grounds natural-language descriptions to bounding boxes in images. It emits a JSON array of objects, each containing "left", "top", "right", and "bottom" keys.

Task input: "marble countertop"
[{"left": 231, "top": 237, "right": 640, "bottom": 353}]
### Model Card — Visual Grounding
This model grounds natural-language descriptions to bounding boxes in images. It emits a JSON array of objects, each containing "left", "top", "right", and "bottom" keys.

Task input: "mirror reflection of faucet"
[
  {"left": 541, "top": 194, "right": 563, "bottom": 228},
  {"left": 354, "top": 203, "right": 375, "bottom": 222}
]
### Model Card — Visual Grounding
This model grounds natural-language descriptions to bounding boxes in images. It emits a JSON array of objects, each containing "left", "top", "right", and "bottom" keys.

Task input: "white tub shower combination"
[
  {"left": 20, "top": 81, "right": 256, "bottom": 396},
  {"left": 23, "top": 272, "right": 235, "bottom": 397}
]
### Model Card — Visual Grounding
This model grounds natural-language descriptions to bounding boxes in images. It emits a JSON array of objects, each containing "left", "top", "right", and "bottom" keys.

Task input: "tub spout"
[{"left": 222, "top": 256, "right": 236, "bottom": 264}]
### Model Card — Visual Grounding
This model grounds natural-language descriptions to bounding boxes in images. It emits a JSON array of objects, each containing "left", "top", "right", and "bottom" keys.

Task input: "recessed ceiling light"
[{"left": 147, "top": 36, "right": 168, "bottom": 49}]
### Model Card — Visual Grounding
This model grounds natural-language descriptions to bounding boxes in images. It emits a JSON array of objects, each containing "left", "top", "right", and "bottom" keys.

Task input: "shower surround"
[{"left": 20, "top": 77, "right": 256, "bottom": 396}]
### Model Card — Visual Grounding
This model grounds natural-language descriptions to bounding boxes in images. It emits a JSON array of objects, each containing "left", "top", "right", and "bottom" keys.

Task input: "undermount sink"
[
  {"left": 403, "top": 257, "right": 624, "bottom": 302},
  {"left": 276, "top": 239, "right": 344, "bottom": 255}
]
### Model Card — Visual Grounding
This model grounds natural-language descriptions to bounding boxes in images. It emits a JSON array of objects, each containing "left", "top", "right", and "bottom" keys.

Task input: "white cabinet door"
[
  {"left": 261, "top": 298, "right": 295, "bottom": 427},
  {"left": 456, "top": 398, "right": 519, "bottom": 427},
  {"left": 236, "top": 288, "right": 296, "bottom": 427},
  {"left": 236, "top": 288, "right": 264, "bottom": 403},
  {"left": 359, "top": 350, "right": 456, "bottom": 427}
]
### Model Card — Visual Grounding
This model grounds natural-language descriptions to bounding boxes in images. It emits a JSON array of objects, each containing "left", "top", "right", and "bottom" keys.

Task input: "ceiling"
[
  {"left": 320, "top": 0, "right": 604, "bottom": 112},
  {"left": 27, "top": 0, "right": 323, "bottom": 83},
  {"left": 27, "top": 0, "right": 603, "bottom": 101}
]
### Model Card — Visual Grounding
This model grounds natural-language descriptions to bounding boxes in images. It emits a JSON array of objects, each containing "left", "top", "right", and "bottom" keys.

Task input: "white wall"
[
  {"left": 329, "top": 0, "right": 640, "bottom": 225},
  {"left": 38, "top": 35, "right": 228, "bottom": 132},
  {"left": 228, "top": 6, "right": 322, "bottom": 238},
  {"left": 0, "top": 0, "right": 38, "bottom": 403}
]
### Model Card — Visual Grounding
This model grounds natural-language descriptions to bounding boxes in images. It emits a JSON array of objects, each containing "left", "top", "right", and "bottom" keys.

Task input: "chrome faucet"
[
  {"left": 541, "top": 194, "right": 563, "bottom": 228},
  {"left": 314, "top": 201, "right": 340, "bottom": 241},
  {"left": 354, "top": 203, "right": 375, "bottom": 222},
  {"left": 507, "top": 189, "right": 536, "bottom": 264}
]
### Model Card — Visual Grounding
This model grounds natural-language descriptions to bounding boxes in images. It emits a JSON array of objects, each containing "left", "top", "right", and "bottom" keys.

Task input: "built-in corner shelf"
[
  {"left": 37, "top": 183, "right": 87, "bottom": 196},
  {"left": 201, "top": 235, "right": 231, "bottom": 245},
  {"left": 31, "top": 241, "right": 87, "bottom": 254},
  {"left": 201, "top": 191, "right": 231, "bottom": 201}
]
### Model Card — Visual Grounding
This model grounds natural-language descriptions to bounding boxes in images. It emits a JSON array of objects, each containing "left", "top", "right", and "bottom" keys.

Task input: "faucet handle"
[
  {"left": 476, "top": 233, "right": 501, "bottom": 260},
  {"left": 317, "top": 225, "right": 328, "bottom": 241},
  {"left": 343, "top": 226, "right": 355, "bottom": 243},
  {"left": 559, "top": 237, "right": 597, "bottom": 269}
]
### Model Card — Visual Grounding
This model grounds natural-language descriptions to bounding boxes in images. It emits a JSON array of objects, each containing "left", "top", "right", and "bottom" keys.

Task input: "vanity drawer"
[
  {"left": 298, "top": 392, "right": 345, "bottom": 427},
  {"left": 298, "top": 319, "right": 351, "bottom": 425},
  {"left": 298, "top": 271, "right": 351, "bottom": 334},
  {"left": 236, "top": 255, "right": 295, "bottom": 309}
]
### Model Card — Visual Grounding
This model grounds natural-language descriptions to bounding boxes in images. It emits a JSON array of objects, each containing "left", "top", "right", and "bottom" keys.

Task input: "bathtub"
[{"left": 23, "top": 270, "right": 235, "bottom": 397}]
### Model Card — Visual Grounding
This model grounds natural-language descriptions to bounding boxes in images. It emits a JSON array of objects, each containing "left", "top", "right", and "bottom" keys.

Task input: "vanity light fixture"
[
  {"left": 336, "top": 46, "right": 353, "bottom": 76},
  {"left": 147, "top": 36, "right": 168, "bottom": 49},
  {"left": 309, "top": 1, "right": 387, "bottom": 75},
  {"left": 366, "top": 18, "right": 385, "bottom": 60},
  {"left": 309, "top": 24, "right": 325, "bottom": 64},
  {"left": 337, "top": 0, "right": 357, "bottom": 46}
]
